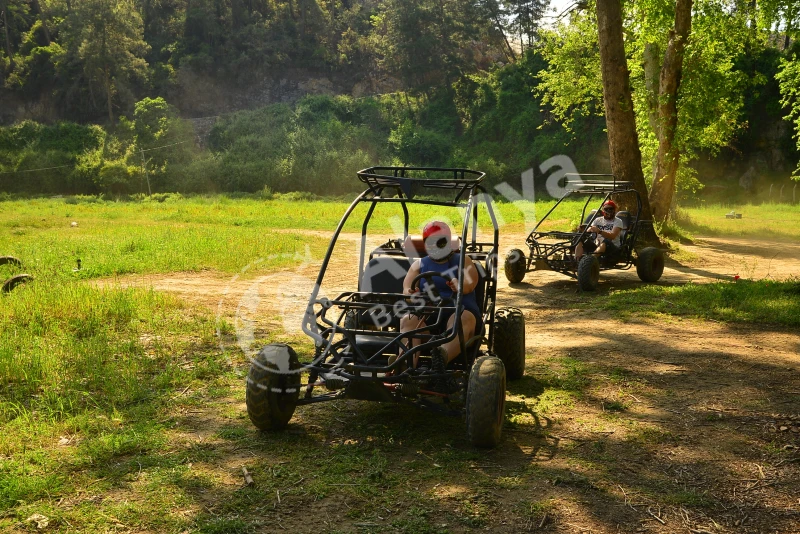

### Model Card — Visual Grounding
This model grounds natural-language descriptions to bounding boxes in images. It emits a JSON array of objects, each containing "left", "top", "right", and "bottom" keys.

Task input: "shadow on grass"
[{"left": 159, "top": 322, "right": 800, "bottom": 533}]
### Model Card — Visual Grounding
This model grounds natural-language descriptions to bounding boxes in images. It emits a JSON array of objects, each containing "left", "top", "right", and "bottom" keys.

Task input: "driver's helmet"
[
  {"left": 601, "top": 200, "right": 617, "bottom": 219},
  {"left": 423, "top": 221, "right": 453, "bottom": 261}
]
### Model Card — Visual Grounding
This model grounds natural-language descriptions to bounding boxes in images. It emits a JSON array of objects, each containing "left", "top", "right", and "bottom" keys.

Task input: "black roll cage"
[{"left": 298, "top": 167, "right": 501, "bottom": 393}]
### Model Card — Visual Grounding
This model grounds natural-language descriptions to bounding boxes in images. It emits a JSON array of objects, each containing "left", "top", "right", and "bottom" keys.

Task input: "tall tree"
[
  {"left": 70, "top": 0, "right": 149, "bottom": 123},
  {"left": 0, "top": 0, "right": 13, "bottom": 69},
  {"left": 478, "top": 0, "right": 517, "bottom": 61},
  {"left": 504, "top": 0, "right": 548, "bottom": 53},
  {"left": 595, "top": 0, "right": 656, "bottom": 221},
  {"left": 540, "top": 1, "right": 747, "bottom": 220},
  {"left": 648, "top": 0, "right": 692, "bottom": 222},
  {"left": 371, "top": 0, "right": 479, "bottom": 96}
]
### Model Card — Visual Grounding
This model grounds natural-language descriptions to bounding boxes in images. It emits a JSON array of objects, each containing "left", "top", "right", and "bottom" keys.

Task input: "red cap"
[
  {"left": 602, "top": 200, "right": 617, "bottom": 211},
  {"left": 423, "top": 221, "right": 451, "bottom": 240},
  {"left": 422, "top": 221, "right": 453, "bottom": 260}
]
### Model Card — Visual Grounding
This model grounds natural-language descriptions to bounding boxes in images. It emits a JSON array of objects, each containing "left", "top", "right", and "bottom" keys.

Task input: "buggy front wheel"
[
  {"left": 577, "top": 255, "right": 600, "bottom": 291},
  {"left": 504, "top": 249, "right": 527, "bottom": 283},
  {"left": 636, "top": 247, "right": 665, "bottom": 283},
  {"left": 466, "top": 355, "right": 506, "bottom": 448},
  {"left": 246, "top": 343, "right": 302, "bottom": 430}
]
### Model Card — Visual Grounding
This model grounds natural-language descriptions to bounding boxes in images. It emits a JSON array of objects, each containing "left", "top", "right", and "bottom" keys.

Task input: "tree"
[
  {"left": 539, "top": 0, "right": 748, "bottom": 220},
  {"left": 777, "top": 55, "right": 800, "bottom": 179},
  {"left": 595, "top": 0, "right": 655, "bottom": 222},
  {"left": 370, "top": 0, "right": 485, "bottom": 96},
  {"left": 1, "top": 0, "right": 13, "bottom": 68},
  {"left": 69, "top": 0, "right": 149, "bottom": 123},
  {"left": 478, "top": 0, "right": 517, "bottom": 61},
  {"left": 504, "top": 0, "right": 548, "bottom": 53},
  {"left": 648, "top": 0, "right": 692, "bottom": 222}
]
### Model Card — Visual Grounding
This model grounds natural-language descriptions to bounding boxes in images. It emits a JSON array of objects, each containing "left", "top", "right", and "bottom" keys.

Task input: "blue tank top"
[{"left": 419, "top": 253, "right": 480, "bottom": 316}]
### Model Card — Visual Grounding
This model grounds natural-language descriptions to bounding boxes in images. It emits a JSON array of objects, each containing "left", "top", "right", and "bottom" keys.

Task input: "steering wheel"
[{"left": 409, "top": 271, "right": 453, "bottom": 300}]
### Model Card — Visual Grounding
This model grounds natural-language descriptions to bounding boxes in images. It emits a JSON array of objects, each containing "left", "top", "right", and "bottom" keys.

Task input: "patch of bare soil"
[{"left": 96, "top": 235, "right": 799, "bottom": 533}]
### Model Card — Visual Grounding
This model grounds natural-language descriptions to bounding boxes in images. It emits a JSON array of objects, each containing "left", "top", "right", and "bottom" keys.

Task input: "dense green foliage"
[
  {"left": 1, "top": 51, "right": 611, "bottom": 195},
  {"left": 0, "top": 0, "right": 798, "bottom": 199}
]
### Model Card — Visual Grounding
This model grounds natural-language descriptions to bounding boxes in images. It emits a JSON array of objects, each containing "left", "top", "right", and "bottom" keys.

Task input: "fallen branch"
[
  {"left": 242, "top": 467, "right": 254, "bottom": 486},
  {"left": 646, "top": 507, "right": 665, "bottom": 525}
]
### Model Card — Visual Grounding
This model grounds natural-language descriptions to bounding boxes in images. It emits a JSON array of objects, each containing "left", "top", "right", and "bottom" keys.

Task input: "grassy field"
[
  {"left": 677, "top": 202, "right": 800, "bottom": 240},
  {"left": 595, "top": 279, "right": 800, "bottom": 326},
  {"left": 1, "top": 195, "right": 798, "bottom": 533},
  {"left": 0, "top": 195, "right": 599, "bottom": 281}
]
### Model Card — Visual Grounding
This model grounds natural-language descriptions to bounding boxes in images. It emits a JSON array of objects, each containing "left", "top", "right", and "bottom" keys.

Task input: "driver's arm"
[
  {"left": 595, "top": 225, "right": 621, "bottom": 240},
  {"left": 403, "top": 260, "right": 421, "bottom": 294},
  {"left": 589, "top": 219, "right": 621, "bottom": 240}
]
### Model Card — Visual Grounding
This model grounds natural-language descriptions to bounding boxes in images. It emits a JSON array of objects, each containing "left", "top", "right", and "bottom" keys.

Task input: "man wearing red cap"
[
  {"left": 576, "top": 200, "right": 624, "bottom": 261},
  {"left": 400, "top": 221, "right": 480, "bottom": 372}
]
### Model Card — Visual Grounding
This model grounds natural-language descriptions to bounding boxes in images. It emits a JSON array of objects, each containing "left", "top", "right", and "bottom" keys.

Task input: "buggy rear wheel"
[
  {"left": 492, "top": 307, "right": 526, "bottom": 380},
  {"left": 636, "top": 247, "right": 665, "bottom": 283},
  {"left": 466, "top": 355, "right": 506, "bottom": 448},
  {"left": 504, "top": 249, "right": 527, "bottom": 283},
  {"left": 577, "top": 255, "right": 600, "bottom": 291},
  {"left": 246, "top": 343, "right": 301, "bottom": 430}
]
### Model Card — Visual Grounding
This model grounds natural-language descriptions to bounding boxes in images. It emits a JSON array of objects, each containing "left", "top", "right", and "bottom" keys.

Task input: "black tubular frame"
[
  {"left": 297, "top": 167, "right": 499, "bottom": 407},
  {"left": 523, "top": 175, "right": 647, "bottom": 278}
]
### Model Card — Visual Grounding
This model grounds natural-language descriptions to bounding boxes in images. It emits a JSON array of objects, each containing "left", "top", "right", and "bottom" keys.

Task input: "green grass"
[
  {"left": 0, "top": 279, "right": 224, "bottom": 530},
  {"left": 0, "top": 195, "right": 598, "bottom": 282},
  {"left": 596, "top": 279, "right": 800, "bottom": 326},
  {"left": 677, "top": 203, "right": 800, "bottom": 239},
  {"left": 1, "top": 195, "right": 793, "bottom": 532}
]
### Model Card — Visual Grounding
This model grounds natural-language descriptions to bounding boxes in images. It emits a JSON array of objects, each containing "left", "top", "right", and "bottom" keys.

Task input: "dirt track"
[{"left": 97, "top": 234, "right": 800, "bottom": 533}]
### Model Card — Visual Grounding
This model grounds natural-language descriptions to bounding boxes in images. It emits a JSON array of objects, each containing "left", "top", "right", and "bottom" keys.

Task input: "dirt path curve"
[
  {"left": 96, "top": 233, "right": 800, "bottom": 317},
  {"left": 95, "top": 234, "right": 800, "bottom": 533}
]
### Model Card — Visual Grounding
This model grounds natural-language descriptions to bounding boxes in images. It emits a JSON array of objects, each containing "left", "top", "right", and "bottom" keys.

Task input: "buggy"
[
  {"left": 504, "top": 174, "right": 665, "bottom": 291},
  {"left": 245, "top": 167, "right": 526, "bottom": 448}
]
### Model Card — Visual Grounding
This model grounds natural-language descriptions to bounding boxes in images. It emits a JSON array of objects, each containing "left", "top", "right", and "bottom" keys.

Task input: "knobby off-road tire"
[
  {"left": 0, "top": 256, "right": 22, "bottom": 268},
  {"left": 246, "top": 343, "right": 302, "bottom": 431},
  {"left": 636, "top": 247, "right": 665, "bottom": 283},
  {"left": 577, "top": 255, "right": 600, "bottom": 291},
  {"left": 466, "top": 355, "right": 506, "bottom": 448},
  {"left": 492, "top": 307, "right": 526, "bottom": 380},
  {"left": 2, "top": 274, "right": 33, "bottom": 293},
  {"left": 504, "top": 249, "right": 527, "bottom": 283}
]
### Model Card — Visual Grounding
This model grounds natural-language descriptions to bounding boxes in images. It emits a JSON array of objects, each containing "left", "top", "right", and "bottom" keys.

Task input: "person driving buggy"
[
  {"left": 400, "top": 221, "right": 480, "bottom": 371},
  {"left": 575, "top": 200, "right": 624, "bottom": 261}
]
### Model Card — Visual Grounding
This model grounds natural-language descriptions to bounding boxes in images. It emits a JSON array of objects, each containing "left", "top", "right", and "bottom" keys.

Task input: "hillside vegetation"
[{"left": 1, "top": 0, "right": 799, "bottom": 203}]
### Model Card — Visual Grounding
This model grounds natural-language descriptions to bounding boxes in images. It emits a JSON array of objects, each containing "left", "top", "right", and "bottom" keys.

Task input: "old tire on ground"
[
  {"left": 0, "top": 256, "right": 22, "bottom": 268},
  {"left": 504, "top": 249, "right": 527, "bottom": 283},
  {"left": 246, "top": 343, "right": 302, "bottom": 431},
  {"left": 466, "top": 355, "right": 506, "bottom": 448},
  {"left": 2, "top": 274, "right": 33, "bottom": 293},
  {"left": 636, "top": 247, "right": 665, "bottom": 283},
  {"left": 492, "top": 307, "right": 525, "bottom": 380},
  {"left": 577, "top": 255, "right": 600, "bottom": 291}
]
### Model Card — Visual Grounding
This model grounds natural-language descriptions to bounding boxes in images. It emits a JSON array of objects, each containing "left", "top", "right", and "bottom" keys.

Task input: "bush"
[{"left": 389, "top": 120, "right": 453, "bottom": 166}]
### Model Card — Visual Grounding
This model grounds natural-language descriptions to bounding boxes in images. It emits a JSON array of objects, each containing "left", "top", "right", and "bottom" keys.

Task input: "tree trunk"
[
  {"left": 643, "top": 42, "right": 660, "bottom": 135},
  {"left": 595, "top": 0, "right": 657, "bottom": 231},
  {"left": 648, "top": 0, "right": 692, "bottom": 222},
  {"left": 1, "top": 0, "right": 14, "bottom": 69},
  {"left": 31, "top": 0, "right": 51, "bottom": 45},
  {"left": 494, "top": 14, "right": 516, "bottom": 61},
  {"left": 105, "top": 66, "right": 114, "bottom": 124}
]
